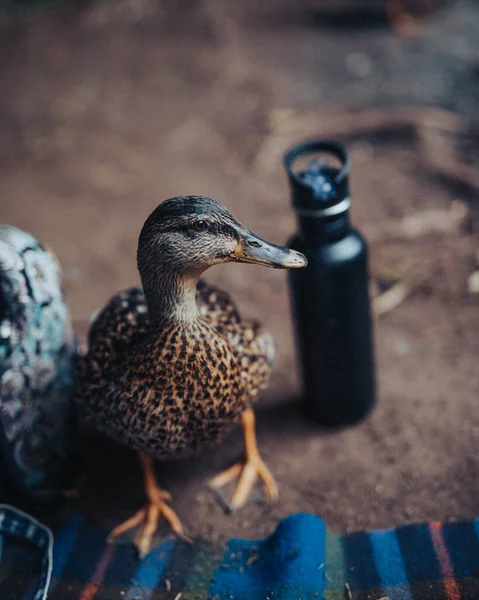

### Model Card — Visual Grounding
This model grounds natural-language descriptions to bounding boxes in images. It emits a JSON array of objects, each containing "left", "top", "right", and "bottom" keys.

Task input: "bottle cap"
[{"left": 284, "top": 140, "right": 351, "bottom": 217}]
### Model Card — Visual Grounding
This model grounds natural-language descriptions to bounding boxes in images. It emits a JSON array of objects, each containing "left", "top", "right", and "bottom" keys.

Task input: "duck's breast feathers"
[
  {"left": 82, "top": 279, "right": 274, "bottom": 399},
  {"left": 197, "top": 281, "right": 275, "bottom": 398},
  {"left": 87, "top": 281, "right": 238, "bottom": 348},
  {"left": 196, "top": 280, "right": 241, "bottom": 330}
]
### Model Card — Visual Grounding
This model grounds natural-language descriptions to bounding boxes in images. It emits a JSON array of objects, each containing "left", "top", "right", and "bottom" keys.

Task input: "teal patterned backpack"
[{"left": 0, "top": 225, "right": 78, "bottom": 510}]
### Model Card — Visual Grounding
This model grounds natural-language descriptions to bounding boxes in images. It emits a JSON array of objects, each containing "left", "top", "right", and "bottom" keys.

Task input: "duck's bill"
[{"left": 229, "top": 230, "right": 307, "bottom": 269}]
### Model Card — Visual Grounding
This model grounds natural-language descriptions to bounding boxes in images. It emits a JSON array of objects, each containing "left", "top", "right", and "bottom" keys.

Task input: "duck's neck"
[{"left": 142, "top": 271, "right": 199, "bottom": 326}]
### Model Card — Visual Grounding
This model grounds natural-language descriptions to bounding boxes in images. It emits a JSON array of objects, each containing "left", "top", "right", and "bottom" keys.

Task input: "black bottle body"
[{"left": 288, "top": 228, "right": 375, "bottom": 426}]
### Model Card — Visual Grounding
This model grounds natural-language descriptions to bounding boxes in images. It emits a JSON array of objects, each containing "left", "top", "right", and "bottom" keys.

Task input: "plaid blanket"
[{"left": 1, "top": 505, "right": 478, "bottom": 600}]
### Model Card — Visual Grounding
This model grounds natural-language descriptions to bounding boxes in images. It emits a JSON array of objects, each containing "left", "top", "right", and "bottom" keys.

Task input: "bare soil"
[{"left": 1, "top": 0, "right": 479, "bottom": 544}]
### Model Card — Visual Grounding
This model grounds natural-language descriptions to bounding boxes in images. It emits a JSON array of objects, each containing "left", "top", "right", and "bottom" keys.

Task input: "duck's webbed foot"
[
  {"left": 208, "top": 408, "right": 279, "bottom": 512},
  {"left": 108, "top": 453, "right": 191, "bottom": 557}
]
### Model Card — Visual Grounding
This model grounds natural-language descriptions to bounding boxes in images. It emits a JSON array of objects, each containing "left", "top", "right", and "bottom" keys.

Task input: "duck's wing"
[
  {"left": 85, "top": 287, "right": 149, "bottom": 371},
  {"left": 196, "top": 280, "right": 275, "bottom": 402}
]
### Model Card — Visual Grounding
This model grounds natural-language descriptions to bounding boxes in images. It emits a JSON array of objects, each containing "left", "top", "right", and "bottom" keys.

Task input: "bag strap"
[{"left": 0, "top": 504, "right": 53, "bottom": 600}]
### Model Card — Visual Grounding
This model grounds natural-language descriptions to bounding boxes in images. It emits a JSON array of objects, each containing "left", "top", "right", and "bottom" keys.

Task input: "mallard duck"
[
  {"left": 0, "top": 226, "right": 77, "bottom": 510},
  {"left": 75, "top": 196, "right": 306, "bottom": 556}
]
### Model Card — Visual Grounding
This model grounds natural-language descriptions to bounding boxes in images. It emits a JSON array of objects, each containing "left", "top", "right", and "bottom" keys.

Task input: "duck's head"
[
  {"left": 137, "top": 196, "right": 307, "bottom": 321},
  {"left": 138, "top": 196, "right": 306, "bottom": 276}
]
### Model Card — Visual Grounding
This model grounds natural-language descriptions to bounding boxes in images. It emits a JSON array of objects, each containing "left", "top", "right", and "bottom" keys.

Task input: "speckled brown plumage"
[
  {"left": 75, "top": 280, "right": 274, "bottom": 460},
  {"left": 73, "top": 196, "right": 306, "bottom": 552}
]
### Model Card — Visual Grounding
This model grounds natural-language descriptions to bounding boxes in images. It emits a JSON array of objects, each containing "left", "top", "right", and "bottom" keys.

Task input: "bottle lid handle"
[{"left": 284, "top": 140, "right": 350, "bottom": 185}]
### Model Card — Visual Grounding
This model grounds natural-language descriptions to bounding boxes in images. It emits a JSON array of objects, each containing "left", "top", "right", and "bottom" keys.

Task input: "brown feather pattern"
[{"left": 75, "top": 280, "right": 275, "bottom": 460}]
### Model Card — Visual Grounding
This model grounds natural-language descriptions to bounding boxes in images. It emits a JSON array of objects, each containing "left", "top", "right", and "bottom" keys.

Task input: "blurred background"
[{"left": 1, "top": 0, "right": 478, "bottom": 541}]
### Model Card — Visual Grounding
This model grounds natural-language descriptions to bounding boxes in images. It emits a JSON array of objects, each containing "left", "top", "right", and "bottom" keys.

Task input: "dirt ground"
[{"left": 1, "top": 0, "right": 479, "bottom": 544}]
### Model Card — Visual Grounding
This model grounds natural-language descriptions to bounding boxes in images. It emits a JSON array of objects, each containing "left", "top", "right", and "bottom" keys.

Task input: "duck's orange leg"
[
  {"left": 209, "top": 408, "right": 279, "bottom": 512},
  {"left": 108, "top": 453, "right": 191, "bottom": 557}
]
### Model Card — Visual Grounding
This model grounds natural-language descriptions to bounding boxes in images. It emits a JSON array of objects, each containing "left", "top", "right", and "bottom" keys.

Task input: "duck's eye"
[{"left": 193, "top": 220, "right": 208, "bottom": 232}]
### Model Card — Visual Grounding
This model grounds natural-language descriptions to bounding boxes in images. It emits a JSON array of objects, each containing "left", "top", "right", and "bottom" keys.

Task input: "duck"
[
  {"left": 74, "top": 195, "right": 307, "bottom": 556},
  {"left": 0, "top": 225, "right": 77, "bottom": 510}
]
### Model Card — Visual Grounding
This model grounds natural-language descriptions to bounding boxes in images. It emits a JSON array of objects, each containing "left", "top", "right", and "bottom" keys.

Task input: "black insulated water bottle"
[{"left": 284, "top": 140, "right": 376, "bottom": 427}]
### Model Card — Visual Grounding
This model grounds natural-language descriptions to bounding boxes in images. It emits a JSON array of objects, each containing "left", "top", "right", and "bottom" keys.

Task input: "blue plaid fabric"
[{"left": 1, "top": 507, "right": 478, "bottom": 600}]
